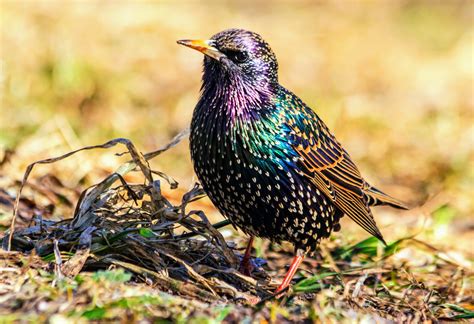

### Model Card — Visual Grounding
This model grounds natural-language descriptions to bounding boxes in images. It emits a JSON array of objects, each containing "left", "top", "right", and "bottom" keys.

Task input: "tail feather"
[{"left": 365, "top": 186, "right": 409, "bottom": 210}]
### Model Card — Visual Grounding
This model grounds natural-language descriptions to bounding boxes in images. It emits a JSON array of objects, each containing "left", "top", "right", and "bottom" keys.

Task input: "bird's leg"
[
  {"left": 239, "top": 236, "right": 255, "bottom": 276},
  {"left": 274, "top": 249, "right": 305, "bottom": 295}
]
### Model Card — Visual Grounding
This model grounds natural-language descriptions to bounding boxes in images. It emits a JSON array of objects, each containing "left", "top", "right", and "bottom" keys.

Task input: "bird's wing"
[{"left": 284, "top": 107, "right": 385, "bottom": 243}]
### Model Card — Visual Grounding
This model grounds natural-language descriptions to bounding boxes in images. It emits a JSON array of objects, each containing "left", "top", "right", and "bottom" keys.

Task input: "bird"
[{"left": 177, "top": 29, "right": 408, "bottom": 294}]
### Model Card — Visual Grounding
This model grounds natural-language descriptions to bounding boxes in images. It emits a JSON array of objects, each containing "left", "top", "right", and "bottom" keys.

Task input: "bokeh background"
[{"left": 1, "top": 1, "right": 472, "bottom": 253}]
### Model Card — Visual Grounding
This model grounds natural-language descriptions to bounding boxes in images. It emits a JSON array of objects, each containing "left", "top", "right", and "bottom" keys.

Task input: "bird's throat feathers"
[{"left": 199, "top": 61, "right": 276, "bottom": 123}]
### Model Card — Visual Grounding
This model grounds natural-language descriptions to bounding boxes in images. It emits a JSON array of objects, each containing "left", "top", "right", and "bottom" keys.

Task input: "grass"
[
  {"left": 0, "top": 1, "right": 473, "bottom": 322},
  {"left": 0, "top": 133, "right": 472, "bottom": 322}
]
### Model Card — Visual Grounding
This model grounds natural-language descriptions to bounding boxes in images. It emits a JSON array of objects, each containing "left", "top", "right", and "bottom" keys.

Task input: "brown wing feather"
[{"left": 286, "top": 114, "right": 385, "bottom": 243}]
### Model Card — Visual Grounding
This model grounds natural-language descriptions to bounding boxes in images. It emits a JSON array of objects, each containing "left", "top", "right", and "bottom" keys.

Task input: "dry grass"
[
  {"left": 0, "top": 1, "right": 473, "bottom": 323},
  {"left": 1, "top": 134, "right": 472, "bottom": 322}
]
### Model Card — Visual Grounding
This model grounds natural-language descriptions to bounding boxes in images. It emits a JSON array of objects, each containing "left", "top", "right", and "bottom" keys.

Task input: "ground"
[{"left": 0, "top": 1, "right": 473, "bottom": 323}]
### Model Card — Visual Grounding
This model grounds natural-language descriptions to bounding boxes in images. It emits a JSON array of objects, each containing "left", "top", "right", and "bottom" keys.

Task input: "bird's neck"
[{"left": 200, "top": 71, "right": 276, "bottom": 122}]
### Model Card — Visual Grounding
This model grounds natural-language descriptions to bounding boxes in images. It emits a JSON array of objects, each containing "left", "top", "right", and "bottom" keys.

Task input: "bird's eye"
[{"left": 228, "top": 51, "right": 249, "bottom": 64}]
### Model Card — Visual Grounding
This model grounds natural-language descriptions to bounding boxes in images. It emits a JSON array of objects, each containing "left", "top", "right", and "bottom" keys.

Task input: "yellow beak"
[{"left": 177, "top": 39, "right": 226, "bottom": 61}]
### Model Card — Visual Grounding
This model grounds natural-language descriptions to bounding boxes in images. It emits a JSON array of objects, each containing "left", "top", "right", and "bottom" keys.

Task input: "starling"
[{"left": 178, "top": 29, "right": 407, "bottom": 294}]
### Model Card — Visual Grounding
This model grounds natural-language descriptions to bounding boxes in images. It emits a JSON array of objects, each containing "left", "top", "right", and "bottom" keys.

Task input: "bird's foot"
[
  {"left": 238, "top": 257, "right": 255, "bottom": 276},
  {"left": 274, "top": 281, "right": 291, "bottom": 298},
  {"left": 273, "top": 253, "right": 305, "bottom": 297}
]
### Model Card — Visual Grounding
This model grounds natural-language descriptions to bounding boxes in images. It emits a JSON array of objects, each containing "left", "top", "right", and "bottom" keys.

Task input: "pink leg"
[
  {"left": 275, "top": 254, "right": 304, "bottom": 295},
  {"left": 239, "top": 236, "right": 255, "bottom": 276}
]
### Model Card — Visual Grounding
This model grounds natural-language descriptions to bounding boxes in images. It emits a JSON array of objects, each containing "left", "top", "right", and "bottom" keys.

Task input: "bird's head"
[{"left": 178, "top": 29, "right": 278, "bottom": 88}]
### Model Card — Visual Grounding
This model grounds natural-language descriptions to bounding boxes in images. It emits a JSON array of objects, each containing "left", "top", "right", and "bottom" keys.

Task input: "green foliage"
[
  {"left": 432, "top": 204, "right": 456, "bottom": 227},
  {"left": 213, "top": 305, "right": 234, "bottom": 323},
  {"left": 335, "top": 236, "right": 407, "bottom": 261},
  {"left": 337, "top": 236, "right": 381, "bottom": 259},
  {"left": 293, "top": 271, "right": 338, "bottom": 293},
  {"left": 92, "top": 269, "right": 132, "bottom": 283},
  {"left": 82, "top": 306, "right": 106, "bottom": 320},
  {"left": 42, "top": 251, "right": 75, "bottom": 262},
  {"left": 443, "top": 304, "right": 474, "bottom": 320},
  {"left": 139, "top": 227, "right": 155, "bottom": 238}
]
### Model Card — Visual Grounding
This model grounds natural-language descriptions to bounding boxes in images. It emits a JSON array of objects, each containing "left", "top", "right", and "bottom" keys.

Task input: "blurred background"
[{"left": 0, "top": 1, "right": 472, "bottom": 253}]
